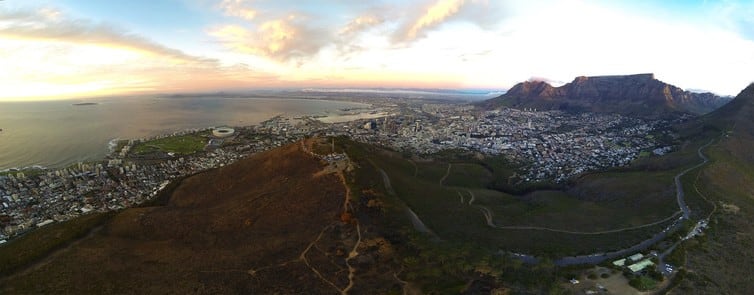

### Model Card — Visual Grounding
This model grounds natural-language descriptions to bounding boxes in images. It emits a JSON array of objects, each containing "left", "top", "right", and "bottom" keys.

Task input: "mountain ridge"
[
  {"left": 0, "top": 139, "right": 400, "bottom": 294},
  {"left": 671, "top": 82, "right": 754, "bottom": 293},
  {"left": 481, "top": 74, "right": 732, "bottom": 117}
]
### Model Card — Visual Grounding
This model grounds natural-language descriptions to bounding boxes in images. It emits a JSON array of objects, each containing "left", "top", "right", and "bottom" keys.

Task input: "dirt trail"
[
  {"left": 342, "top": 215, "right": 361, "bottom": 295},
  {"left": 393, "top": 269, "right": 423, "bottom": 295},
  {"left": 462, "top": 189, "right": 494, "bottom": 227},
  {"left": 439, "top": 163, "right": 452, "bottom": 185},
  {"left": 298, "top": 224, "right": 341, "bottom": 292},
  {"left": 334, "top": 147, "right": 360, "bottom": 294},
  {"left": 255, "top": 138, "right": 362, "bottom": 294}
]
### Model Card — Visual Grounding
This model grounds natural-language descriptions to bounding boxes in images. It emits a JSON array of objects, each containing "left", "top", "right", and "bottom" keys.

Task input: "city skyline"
[{"left": 1, "top": 0, "right": 754, "bottom": 100}]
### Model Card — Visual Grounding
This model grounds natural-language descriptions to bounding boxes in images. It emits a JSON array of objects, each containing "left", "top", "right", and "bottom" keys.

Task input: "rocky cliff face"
[{"left": 482, "top": 74, "right": 732, "bottom": 117}]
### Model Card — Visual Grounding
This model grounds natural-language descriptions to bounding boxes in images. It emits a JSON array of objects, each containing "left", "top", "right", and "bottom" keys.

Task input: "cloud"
[
  {"left": 339, "top": 15, "right": 384, "bottom": 38},
  {"left": 393, "top": 0, "right": 504, "bottom": 43},
  {"left": 0, "top": 7, "right": 280, "bottom": 100},
  {"left": 403, "top": 0, "right": 465, "bottom": 41},
  {"left": 206, "top": 1, "right": 507, "bottom": 62},
  {"left": 0, "top": 8, "right": 214, "bottom": 65},
  {"left": 218, "top": 0, "right": 257, "bottom": 20},
  {"left": 333, "top": 14, "right": 386, "bottom": 56},
  {"left": 209, "top": 15, "right": 330, "bottom": 61}
]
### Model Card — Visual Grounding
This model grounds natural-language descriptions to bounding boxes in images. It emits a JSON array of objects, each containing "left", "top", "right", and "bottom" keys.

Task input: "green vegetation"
[
  {"left": 0, "top": 167, "right": 47, "bottom": 177},
  {"left": 398, "top": 231, "right": 571, "bottom": 293},
  {"left": 443, "top": 163, "right": 492, "bottom": 187},
  {"left": 0, "top": 212, "right": 115, "bottom": 277},
  {"left": 114, "top": 139, "right": 129, "bottom": 152},
  {"left": 334, "top": 135, "right": 695, "bottom": 292},
  {"left": 337, "top": 137, "right": 563, "bottom": 291},
  {"left": 629, "top": 275, "right": 658, "bottom": 291},
  {"left": 339, "top": 136, "right": 685, "bottom": 257},
  {"left": 132, "top": 133, "right": 207, "bottom": 155}
]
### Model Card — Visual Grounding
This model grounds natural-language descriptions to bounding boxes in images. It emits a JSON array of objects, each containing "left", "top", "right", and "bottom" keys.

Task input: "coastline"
[{"left": 0, "top": 96, "right": 372, "bottom": 171}]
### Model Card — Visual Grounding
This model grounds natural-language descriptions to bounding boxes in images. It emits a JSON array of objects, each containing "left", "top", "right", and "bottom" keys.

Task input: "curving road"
[
  {"left": 461, "top": 188, "right": 682, "bottom": 235},
  {"left": 675, "top": 139, "right": 714, "bottom": 219},
  {"left": 552, "top": 138, "right": 716, "bottom": 265},
  {"left": 370, "top": 138, "right": 714, "bottom": 266},
  {"left": 469, "top": 139, "right": 715, "bottom": 265}
]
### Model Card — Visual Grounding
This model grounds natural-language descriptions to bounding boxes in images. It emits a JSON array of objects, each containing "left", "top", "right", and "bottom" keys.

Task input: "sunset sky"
[{"left": 1, "top": 0, "right": 754, "bottom": 100}]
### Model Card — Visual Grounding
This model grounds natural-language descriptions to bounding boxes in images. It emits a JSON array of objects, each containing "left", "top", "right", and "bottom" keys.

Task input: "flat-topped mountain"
[{"left": 481, "top": 74, "right": 732, "bottom": 117}]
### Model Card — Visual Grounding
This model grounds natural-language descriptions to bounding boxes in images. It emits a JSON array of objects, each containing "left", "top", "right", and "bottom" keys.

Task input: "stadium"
[{"left": 212, "top": 127, "right": 235, "bottom": 138}]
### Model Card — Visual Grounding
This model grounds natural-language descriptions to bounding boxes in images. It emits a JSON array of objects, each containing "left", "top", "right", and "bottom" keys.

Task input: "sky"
[{"left": 1, "top": 0, "right": 753, "bottom": 100}]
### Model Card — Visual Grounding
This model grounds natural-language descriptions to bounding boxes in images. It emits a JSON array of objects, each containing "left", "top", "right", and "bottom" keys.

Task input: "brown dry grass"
[{"left": 0, "top": 141, "right": 403, "bottom": 294}]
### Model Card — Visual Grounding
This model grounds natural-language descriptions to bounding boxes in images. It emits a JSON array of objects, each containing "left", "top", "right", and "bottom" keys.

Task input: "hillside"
[
  {"left": 3, "top": 84, "right": 754, "bottom": 294},
  {"left": 481, "top": 74, "right": 731, "bottom": 117},
  {"left": 0, "top": 139, "right": 401, "bottom": 294},
  {"left": 669, "top": 83, "right": 754, "bottom": 293}
]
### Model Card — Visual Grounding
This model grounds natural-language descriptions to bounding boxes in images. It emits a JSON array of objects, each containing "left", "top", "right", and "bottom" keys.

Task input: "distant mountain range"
[{"left": 480, "top": 74, "right": 733, "bottom": 117}]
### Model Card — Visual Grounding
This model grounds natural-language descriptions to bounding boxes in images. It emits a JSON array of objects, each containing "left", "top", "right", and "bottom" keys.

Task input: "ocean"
[{"left": 0, "top": 96, "right": 369, "bottom": 170}]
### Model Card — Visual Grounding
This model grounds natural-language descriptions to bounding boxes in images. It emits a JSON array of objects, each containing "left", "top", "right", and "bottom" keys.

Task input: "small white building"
[
  {"left": 628, "top": 253, "right": 644, "bottom": 262},
  {"left": 628, "top": 260, "right": 655, "bottom": 274},
  {"left": 36, "top": 219, "right": 54, "bottom": 227}
]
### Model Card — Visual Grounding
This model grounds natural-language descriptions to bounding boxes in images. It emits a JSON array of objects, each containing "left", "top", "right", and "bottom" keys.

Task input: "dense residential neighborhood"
[{"left": 339, "top": 104, "right": 674, "bottom": 183}]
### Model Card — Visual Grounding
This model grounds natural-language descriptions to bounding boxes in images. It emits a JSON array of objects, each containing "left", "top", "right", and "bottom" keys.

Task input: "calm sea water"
[{"left": 0, "top": 96, "right": 368, "bottom": 170}]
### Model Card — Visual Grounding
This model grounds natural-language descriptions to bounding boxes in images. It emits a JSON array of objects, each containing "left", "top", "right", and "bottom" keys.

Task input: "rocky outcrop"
[{"left": 481, "top": 74, "right": 732, "bottom": 117}]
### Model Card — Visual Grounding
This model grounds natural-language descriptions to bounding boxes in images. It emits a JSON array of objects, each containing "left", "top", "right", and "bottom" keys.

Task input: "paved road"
[
  {"left": 463, "top": 188, "right": 680, "bottom": 235},
  {"left": 371, "top": 139, "right": 714, "bottom": 266},
  {"left": 675, "top": 139, "right": 714, "bottom": 219},
  {"left": 551, "top": 138, "right": 715, "bottom": 266}
]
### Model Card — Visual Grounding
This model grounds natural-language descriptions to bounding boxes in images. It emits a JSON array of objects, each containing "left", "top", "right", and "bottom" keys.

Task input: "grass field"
[
  {"left": 0, "top": 167, "right": 47, "bottom": 177},
  {"left": 132, "top": 133, "right": 207, "bottom": 155},
  {"left": 443, "top": 163, "right": 493, "bottom": 187},
  {"left": 337, "top": 138, "right": 687, "bottom": 257}
]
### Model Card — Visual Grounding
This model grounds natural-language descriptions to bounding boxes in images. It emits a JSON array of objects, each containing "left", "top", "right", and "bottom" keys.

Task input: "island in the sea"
[{"left": 72, "top": 102, "right": 98, "bottom": 106}]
